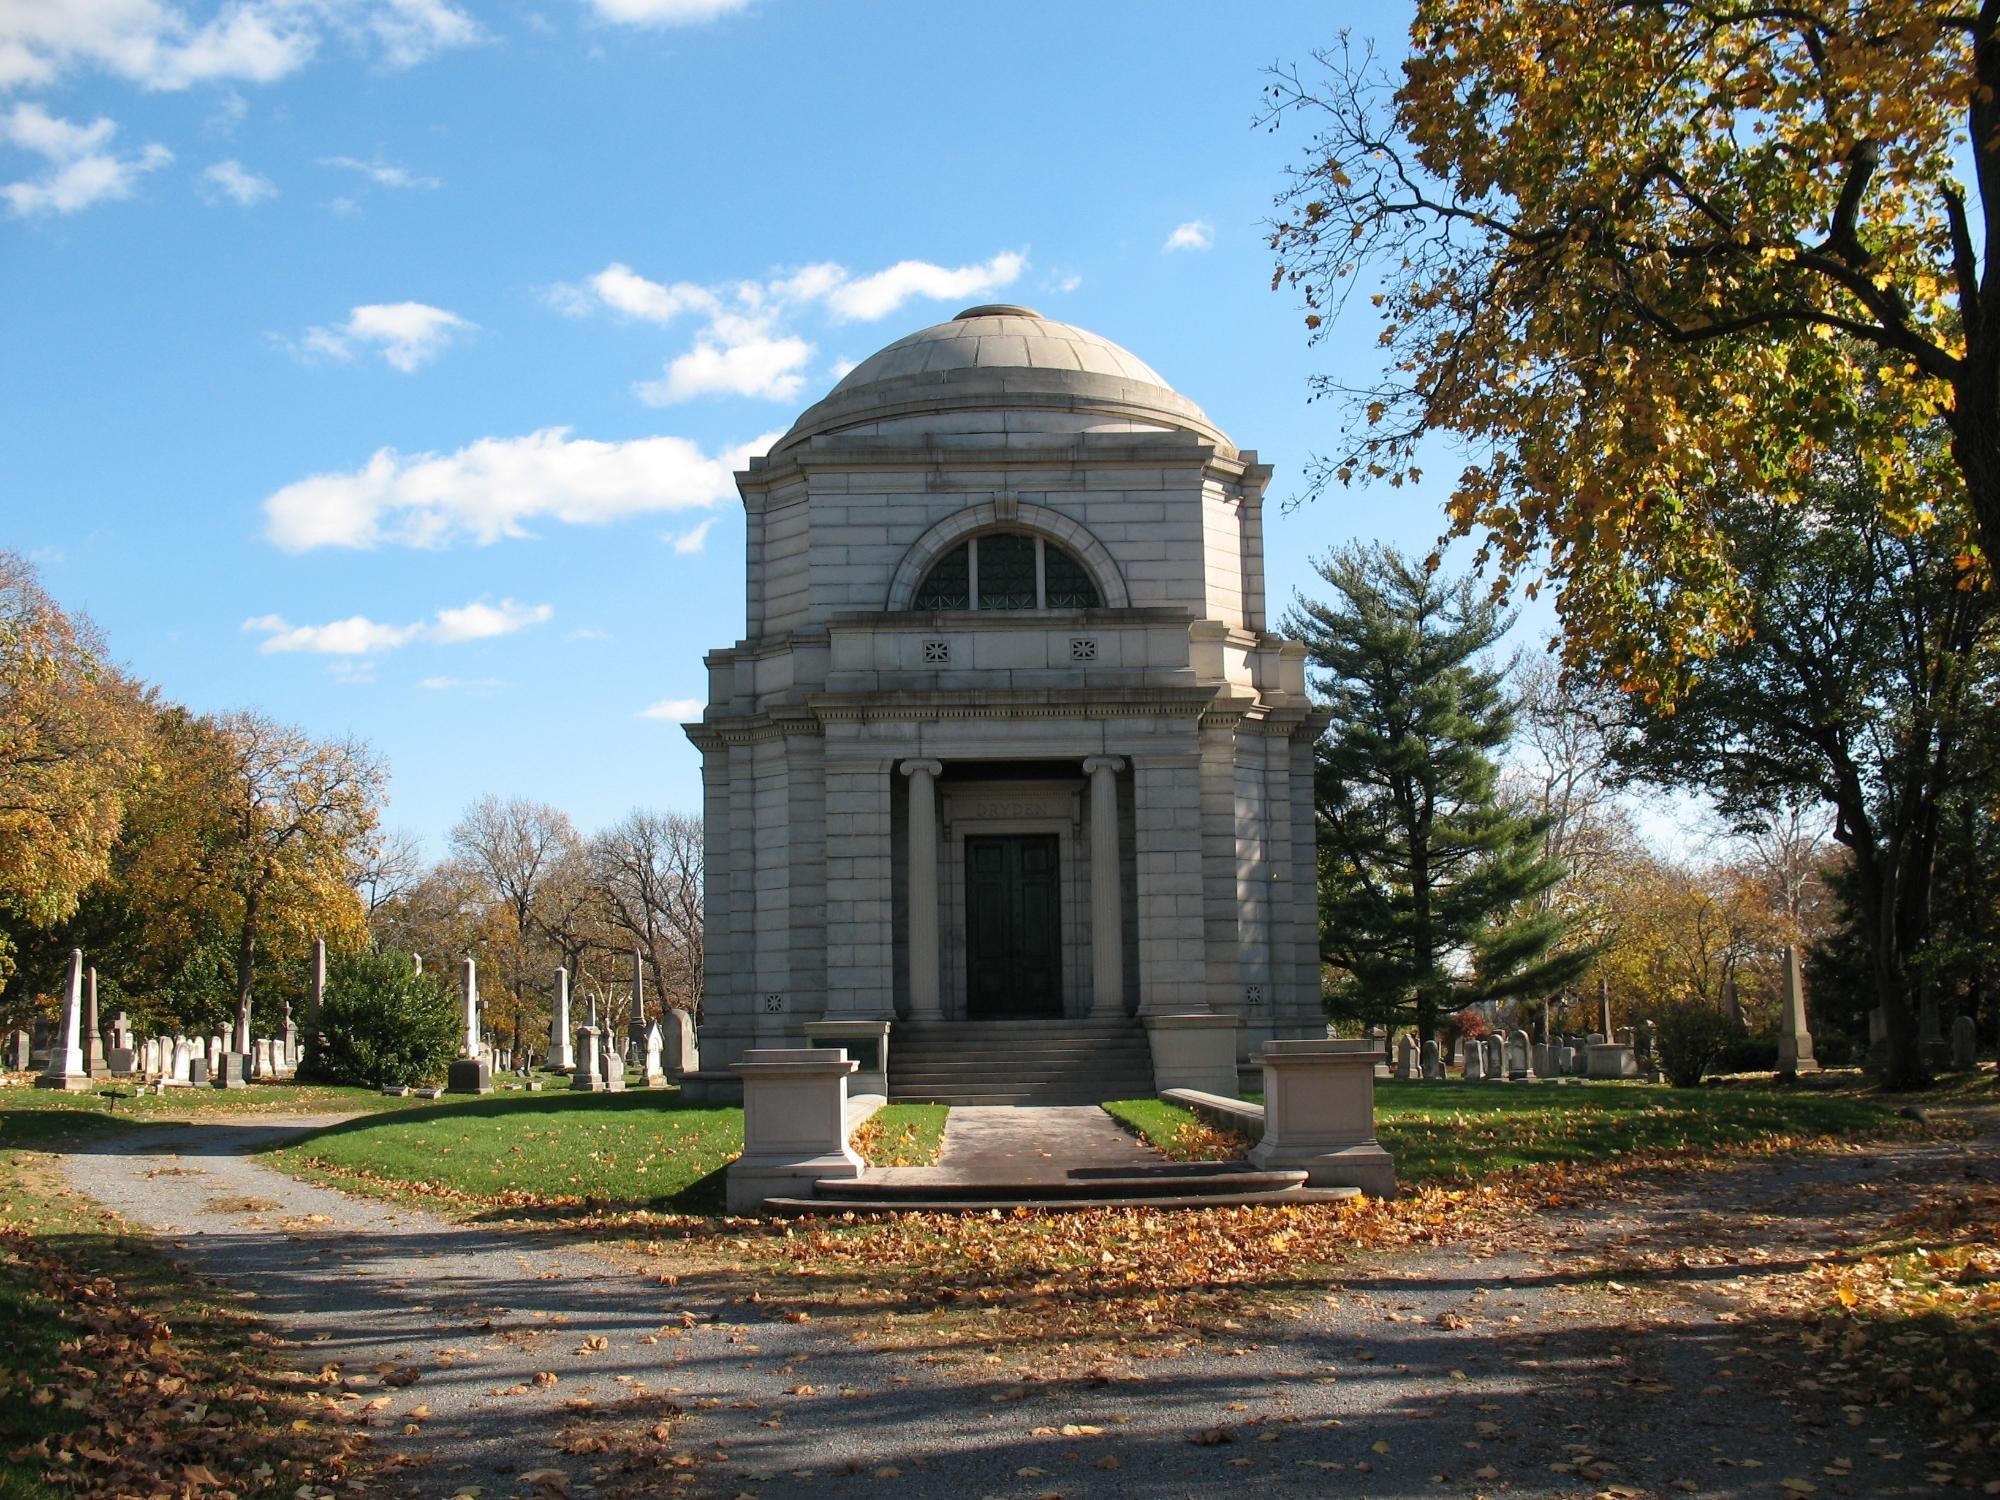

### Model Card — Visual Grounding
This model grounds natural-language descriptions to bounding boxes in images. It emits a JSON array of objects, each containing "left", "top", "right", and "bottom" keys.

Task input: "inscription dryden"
[{"left": 964, "top": 798, "right": 1067, "bottom": 821}]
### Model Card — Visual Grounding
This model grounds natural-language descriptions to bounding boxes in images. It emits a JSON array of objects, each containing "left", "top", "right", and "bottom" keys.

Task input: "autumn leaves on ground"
[{"left": 5, "top": 1076, "right": 1997, "bottom": 1497}]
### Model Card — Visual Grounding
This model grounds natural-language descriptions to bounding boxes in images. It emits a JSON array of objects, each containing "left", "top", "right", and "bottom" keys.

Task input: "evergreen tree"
[{"left": 1288, "top": 545, "right": 1590, "bottom": 1041}]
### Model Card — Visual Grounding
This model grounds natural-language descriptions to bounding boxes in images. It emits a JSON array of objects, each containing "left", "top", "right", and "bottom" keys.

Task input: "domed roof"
[{"left": 771, "top": 305, "right": 1231, "bottom": 455}]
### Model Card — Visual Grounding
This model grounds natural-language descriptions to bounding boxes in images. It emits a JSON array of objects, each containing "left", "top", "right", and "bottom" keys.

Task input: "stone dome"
[{"left": 771, "top": 305, "right": 1232, "bottom": 455}]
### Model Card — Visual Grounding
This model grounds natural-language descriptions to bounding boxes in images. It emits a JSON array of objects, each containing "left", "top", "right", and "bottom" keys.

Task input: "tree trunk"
[{"left": 234, "top": 881, "right": 260, "bottom": 1054}]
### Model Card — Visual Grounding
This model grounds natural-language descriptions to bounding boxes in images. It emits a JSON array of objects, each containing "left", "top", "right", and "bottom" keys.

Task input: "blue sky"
[{"left": 3, "top": 0, "right": 1522, "bottom": 856}]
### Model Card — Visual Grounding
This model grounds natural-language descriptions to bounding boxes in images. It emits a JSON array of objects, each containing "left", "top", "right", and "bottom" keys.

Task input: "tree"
[
  {"left": 304, "top": 949, "right": 459, "bottom": 1089},
  {"left": 355, "top": 829, "right": 425, "bottom": 922},
  {"left": 213, "top": 712, "right": 382, "bottom": 1052},
  {"left": 1291, "top": 545, "right": 1593, "bottom": 1040},
  {"left": 448, "top": 795, "right": 579, "bottom": 1053},
  {"left": 0, "top": 551, "right": 145, "bottom": 995},
  {"left": 1265, "top": 9, "right": 1998, "bottom": 688},
  {"left": 588, "top": 810, "right": 704, "bottom": 1019},
  {"left": 1607, "top": 445, "right": 1998, "bottom": 1087}
]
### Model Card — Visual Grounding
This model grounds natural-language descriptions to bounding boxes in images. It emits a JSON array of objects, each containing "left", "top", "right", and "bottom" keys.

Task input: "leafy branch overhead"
[{"left": 1266, "top": 3, "right": 1999, "bottom": 688}]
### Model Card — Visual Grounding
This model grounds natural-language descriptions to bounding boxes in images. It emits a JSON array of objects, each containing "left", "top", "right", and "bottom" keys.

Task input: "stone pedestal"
[
  {"left": 804, "top": 1018, "right": 892, "bottom": 1095},
  {"left": 571, "top": 1025, "right": 604, "bottom": 1091},
  {"left": 1586, "top": 1043, "right": 1636, "bottom": 1079},
  {"left": 1144, "top": 1014, "right": 1238, "bottom": 1096},
  {"left": 726, "top": 1048, "right": 865, "bottom": 1213},
  {"left": 1246, "top": 1039, "right": 1397, "bottom": 1197},
  {"left": 448, "top": 956, "right": 492, "bottom": 1094}
]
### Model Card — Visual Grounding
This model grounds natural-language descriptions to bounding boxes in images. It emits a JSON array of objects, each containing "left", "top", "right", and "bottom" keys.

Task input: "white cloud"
[
  {"left": 559, "top": 248, "right": 1028, "bottom": 407},
  {"left": 822, "top": 250, "right": 1024, "bottom": 322},
  {"left": 320, "top": 153, "right": 439, "bottom": 189},
  {"left": 666, "top": 516, "right": 716, "bottom": 554},
  {"left": 638, "top": 697, "right": 705, "bottom": 720},
  {"left": 0, "top": 101, "right": 169, "bottom": 215},
  {"left": 262, "top": 426, "right": 778, "bottom": 550},
  {"left": 566, "top": 625, "right": 610, "bottom": 641},
  {"left": 200, "top": 157, "right": 274, "bottom": 204},
  {"left": 1164, "top": 219, "right": 1213, "bottom": 252},
  {"left": 297, "top": 301, "right": 473, "bottom": 371},
  {"left": 244, "top": 596, "right": 554, "bottom": 654},
  {"left": 1048, "top": 271, "right": 1082, "bottom": 294},
  {"left": 585, "top": 0, "right": 755, "bottom": 26},
  {"left": 0, "top": 0, "right": 478, "bottom": 94},
  {"left": 637, "top": 333, "right": 812, "bottom": 404}
]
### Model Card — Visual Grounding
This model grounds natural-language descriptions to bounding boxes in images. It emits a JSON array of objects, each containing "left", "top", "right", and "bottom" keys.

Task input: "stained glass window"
[
  {"left": 976, "top": 532, "right": 1038, "bottom": 610},
  {"left": 913, "top": 541, "right": 970, "bottom": 609},
  {"left": 911, "top": 532, "right": 1105, "bottom": 611}
]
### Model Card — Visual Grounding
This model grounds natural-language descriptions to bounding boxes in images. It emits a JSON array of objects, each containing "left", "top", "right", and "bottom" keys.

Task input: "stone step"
[
  {"left": 761, "top": 1186, "right": 1359, "bottom": 1216},
  {"left": 815, "top": 1163, "right": 1307, "bottom": 1202},
  {"left": 885, "top": 1088, "right": 1151, "bottom": 1106},
  {"left": 891, "top": 1059, "right": 1152, "bottom": 1078}
]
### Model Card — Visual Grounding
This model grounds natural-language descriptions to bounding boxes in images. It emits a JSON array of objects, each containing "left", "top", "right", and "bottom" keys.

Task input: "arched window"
[{"left": 912, "top": 532, "right": 1105, "bottom": 611}]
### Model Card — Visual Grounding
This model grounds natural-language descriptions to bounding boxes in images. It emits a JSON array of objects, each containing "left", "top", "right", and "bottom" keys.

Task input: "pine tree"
[{"left": 1288, "top": 545, "right": 1591, "bottom": 1041}]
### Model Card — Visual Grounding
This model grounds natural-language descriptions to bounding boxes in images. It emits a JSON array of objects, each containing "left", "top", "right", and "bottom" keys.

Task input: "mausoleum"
[{"left": 685, "top": 305, "right": 1327, "bottom": 1102}]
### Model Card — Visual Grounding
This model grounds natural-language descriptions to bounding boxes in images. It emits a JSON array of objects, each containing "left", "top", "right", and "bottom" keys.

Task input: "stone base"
[
  {"left": 1248, "top": 1138, "right": 1398, "bottom": 1197},
  {"left": 446, "top": 1057, "right": 493, "bottom": 1095},
  {"left": 380, "top": 1084, "right": 412, "bottom": 1097},
  {"left": 1144, "top": 1014, "right": 1239, "bottom": 1096},
  {"left": 569, "top": 1076, "right": 606, "bottom": 1092},
  {"left": 212, "top": 1053, "right": 252, "bottom": 1088},
  {"left": 603, "top": 1074, "right": 626, "bottom": 1093},
  {"left": 726, "top": 1150, "right": 864, "bottom": 1215},
  {"left": 34, "top": 1072, "right": 93, "bottom": 1091},
  {"left": 1585, "top": 1043, "right": 1636, "bottom": 1080}
]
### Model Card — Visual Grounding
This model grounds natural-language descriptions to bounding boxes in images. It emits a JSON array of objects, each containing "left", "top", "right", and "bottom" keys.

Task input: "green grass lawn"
[
  {"left": 265, "top": 1093, "right": 950, "bottom": 1214},
  {"left": 1107, "top": 1079, "right": 1907, "bottom": 1182},
  {"left": 0, "top": 1076, "right": 439, "bottom": 1129}
]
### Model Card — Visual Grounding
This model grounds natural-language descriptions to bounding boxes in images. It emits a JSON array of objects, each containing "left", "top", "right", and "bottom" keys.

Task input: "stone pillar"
[
  {"left": 447, "top": 956, "right": 492, "bottom": 1094},
  {"left": 36, "top": 949, "right": 89, "bottom": 1091},
  {"left": 1777, "top": 944, "right": 1820, "bottom": 1077},
  {"left": 549, "top": 966, "right": 575, "bottom": 1072},
  {"left": 1598, "top": 976, "right": 1613, "bottom": 1039},
  {"left": 1083, "top": 755, "right": 1126, "bottom": 1017},
  {"left": 1246, "top": 1039, "right": 1397, "bottom": 1196},
  {"left": 900, "top": 759, "right": 943, "bottom": 1020},
  {"left": 307, "top": 936, "right": 325, "bottom": 1032},
  {"left": 725, "top": 1048, "right": 865, "bottom": 1213},
  {"left": 631, "top": 947, "right": 646, "bottom": 1028},
  {"left": 82, "top": 966, "right": 103, "bottom": 1075}
]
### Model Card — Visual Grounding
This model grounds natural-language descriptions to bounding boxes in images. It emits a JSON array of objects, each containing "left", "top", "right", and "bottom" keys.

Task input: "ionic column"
[
  {"left": 1083, "top": 755, "right": 1126, "bottom": 1017},
  {"left": 901, "top": 759, "right": 944, "bottom": 1019}
]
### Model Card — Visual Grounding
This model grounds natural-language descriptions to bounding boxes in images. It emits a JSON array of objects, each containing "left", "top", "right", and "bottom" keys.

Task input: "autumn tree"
[
  {"left": 448, "top": 795, "right": 579, "bottom": 1052},
  {"left": 0, "top": 552, "right": 145, "bottom": 998},
  {"left": 212, "top": 712, "right": 382, "bottom": 1052},
  {"left": 1266, "top": 7, "right": 2000, "bottom": 686},
  {"left": 1607, "top": 445, "right": 1998, "bottom": 1086},
  {"left": 1292, "top": 545, "right": 1593, "bottom": 1040}
]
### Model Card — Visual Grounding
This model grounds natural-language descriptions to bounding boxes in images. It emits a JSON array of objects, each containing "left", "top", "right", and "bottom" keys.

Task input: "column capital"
[
  {"left": 900, "top": 758, "right": 944, "bottom": 779},
  {"left": 1082, "top": 754, "right": 1127, "bottom": 777}
]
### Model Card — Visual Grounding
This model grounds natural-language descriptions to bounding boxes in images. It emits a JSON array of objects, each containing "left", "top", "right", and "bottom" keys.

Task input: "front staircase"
[{"left": 888, "top": 1019, "right": 1154, "bottom": 1105}]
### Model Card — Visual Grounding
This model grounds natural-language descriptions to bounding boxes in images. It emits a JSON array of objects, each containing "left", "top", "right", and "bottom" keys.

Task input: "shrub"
[
  {"left": 1713, "top": 1030, "right": 1781, "bottom": 1076},
  {"left": 302, "top": 950, "right": 459, "bottom": 1089},
  {"left": 1650, "top": 999, "right": 1743, "bottom": 1088}
]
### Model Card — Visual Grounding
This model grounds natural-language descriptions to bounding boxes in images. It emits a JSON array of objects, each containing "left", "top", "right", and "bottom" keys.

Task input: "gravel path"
[{"left": 56, "top": 1113, "right": 1996, "bottom": 1499}]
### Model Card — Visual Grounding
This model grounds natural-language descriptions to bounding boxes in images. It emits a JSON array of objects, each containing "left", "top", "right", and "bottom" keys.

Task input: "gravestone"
[
  {"left": 1507, "top": 1029, "right": 1532, "bottom": 1080},
  {"left": 1395, "top": 1034, "right": 1418, "bottom": 1082},
  {"left": 108, "top": 1011, "right": 133, "bottom": 1052},
  {"left": 1420, "top": 1038, "right": 1443, "bottom": 1081},
  {"left": 662, "top": 1007, "right": 699, "bottom": 1075},
  {"left": 1952, "top": 1014, "right": 1978, "bottom": 1072},
  {"left": 1484, "top": 1035, "right": 1508, "bottom": 1082},
  {"left": 1918, "top": 985, "right": 1951, "bottom": 1069},
  {"left": 187, "top": 1055, "right": 210, "bottom": 1086},
  {"left": 169, "top": 1037, "right": 193, "bottom": 1086},
  {"left": 643, "top": 1022, "right": 667, "bottom": 1086},
  {"left": 1463, "top": 1042, "right": 1485, "bottom": 1081},
  {"left": 212, "top": 1051, "right": 251, "bottom": 1088},
  {"left": 571, "top": 1019, "right": 604, "bottom": 1091},
  {"left": 30, "top": 1017, "right": 51, "bottom": 1070},
  {"left": 1777, "top": 944, "right": 1820, "bottom": 1077},
  {"left": 549, "top": 966, "right": 576, "bottom": 1072},
  {"left": 3, "top": 1030, "right": 28, "bottom": 1071},
  {"left": 600, "top": 1029, "right": 627, "bottom": 1092},
  {"left": 1369, "top": 1025, "right": 1391, "bottom": 1080},
  {"left": 447, "top": 956, "right": 493, "bottom": 1095},
  {"left": 36, "top": 950, "right": 90, "bottom": 1091}
]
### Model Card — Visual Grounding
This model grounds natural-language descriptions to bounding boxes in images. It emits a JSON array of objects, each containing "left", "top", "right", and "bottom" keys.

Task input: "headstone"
[
  {"left": 36, "top": 950, "right": 91, "bottom": 1091},
  {"left": 571, "top": 1022, "right": 604, "bottom": 1091},
  {"left": 1867, "top": 1005, "right": 1889, "bottom": 1068},
  {"left": 1534, "top": 1041, "right": 1554, "bottom": 1078},
  {"left": 643, "top": 1022, "right": 667, "bottom": 1087},
  {"left": 600, "top": 1029, "right": 627, "bottom": 1092},
  {"left": 4, "top": 1030, "right": 30, "bottom": 1071},
  {"left": 108, "top": 1011, "right": 133, "bottom": 1051},
  {"left": 1951, "top": 1014, "right": 1978, "bottom": 1072},
  {"left": 447, "top": 956, "right": 493, "bottom": 1095},
  {"left": 168, "top": 1037, "right": 193, "bottom": 1086},
  {"left": 1638, "top": 1019, "right": 1664, "bottom": 1083},
  {"left": 1777, "top": 945, "right": 1820, "bottom": 1077},
  {"left": 549, "top": 966, "right": 576, "bottom": 1072},
  {"left": 1420, "top": 1038, "right": 1442, "bottom": 1081},
  {"left": 212, "top": 1051, "right": 251, "bottom": 1088},
  {"left": 1369, "top": 1025, "right": 1391, "bottom": 1080},
  {"left": 187, "top": 1056, "right": 210, "bottom": 1086},
  {"left": 82, "top": 966, "right": 105, "bottom": 1075},
  {"left": 1918, "top": 984, "right": 1950, "bottom": 1068},
  {"left": 1507, "top": 1029, "right": 1532, "bottom": 1080},
  {"left": 662, "top": 1006, "right": 699, "bottom": 1075},
  {"left": 29, "top": 1016, "right": 51, "bottom": 1069},
  {"left": 1463, "top": 1043, "right": 1485, "bottom": 1081},
  {"left": 1484, "top": 1035, "right": 1508, "bottom": 1082},
  {"left": 1395, "top": 1033, "right": 1417, "bottom": 1082}
]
